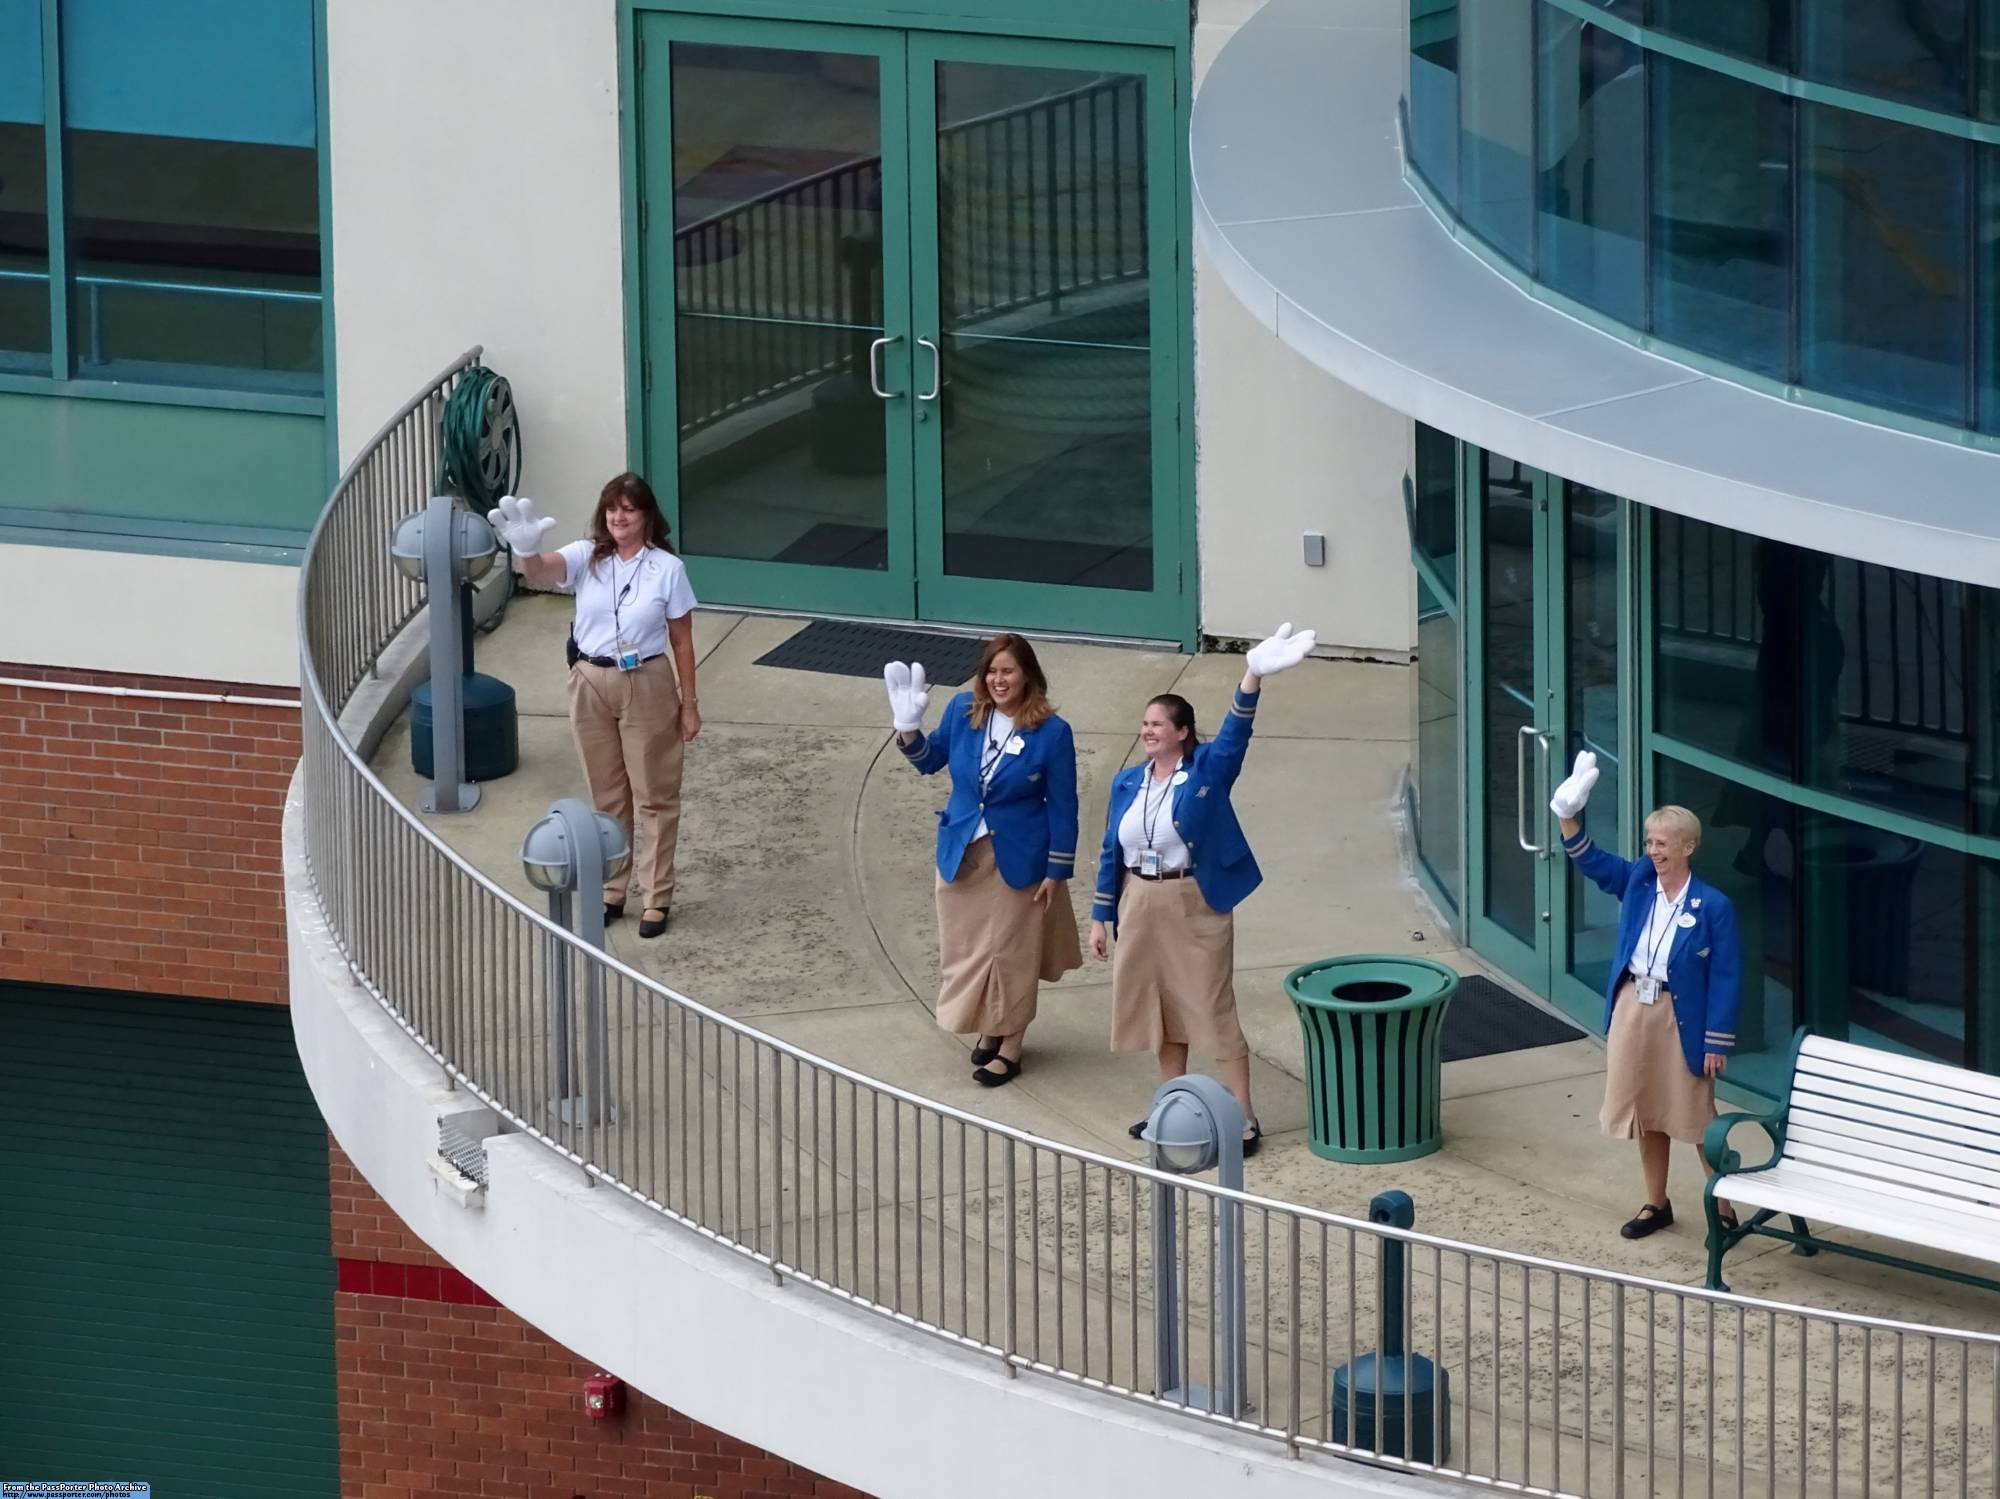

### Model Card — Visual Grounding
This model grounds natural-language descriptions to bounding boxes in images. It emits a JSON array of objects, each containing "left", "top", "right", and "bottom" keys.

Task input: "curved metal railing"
[{"left": 297, "top": 350, "right": 2000, "bottom": 1498}]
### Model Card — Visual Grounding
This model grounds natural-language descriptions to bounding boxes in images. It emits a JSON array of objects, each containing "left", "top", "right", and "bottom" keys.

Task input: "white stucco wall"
[
  {"left": 325, "top": 0, "right": 627, "bottom": 539},
  {"left": 1191, "top": 0, "right": 1415, "bottom": 657},
  {"left": 0, "top": 544, "right": 299, "bottom": 686}
]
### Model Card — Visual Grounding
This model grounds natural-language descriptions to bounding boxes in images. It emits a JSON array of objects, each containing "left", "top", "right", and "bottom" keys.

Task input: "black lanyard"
[
  {"left": 979, "top": 714, "right": 1010, "bottom": 792},
  {"left": 611, "top": 554, "right": 643, "bottom": 643},
  {"left": 1140, "top": 760, "right": 1180, "bottom": 849},
  {"left": 1641, "top": 885, "right": 1686, "bottom": 974}
]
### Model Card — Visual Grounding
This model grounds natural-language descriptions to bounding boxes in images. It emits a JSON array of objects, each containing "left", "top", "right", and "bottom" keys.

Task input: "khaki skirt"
[
  {"left": 1109, "top": 875, "right": 1248, "bottom": 1062},
  {"left": 935, "top": 838, "right": 1083, "bottom": 1036},
  {"left": 1600, "top": 978, "right": 1716, "bottom": 1143}
]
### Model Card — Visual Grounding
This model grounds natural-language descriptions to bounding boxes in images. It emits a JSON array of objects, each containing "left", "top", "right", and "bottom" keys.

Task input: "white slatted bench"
[{"left": 1700, "top": 1032, "right": 2000, "bottom": 1294}]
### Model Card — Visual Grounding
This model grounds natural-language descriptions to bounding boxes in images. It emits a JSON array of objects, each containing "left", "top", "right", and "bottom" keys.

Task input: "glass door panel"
[
  {"left": 1474, "top": 454, "right": 1548, "bottom": 969},
  {"left": 642, "top": 17, "right": 916, "bottom": 618},
  {"left": 1562, "top": 483, "right": 1625, "bottom": 1009},
  {"left": 908, "top": 36, "right": 1181, "bottom": 638}
]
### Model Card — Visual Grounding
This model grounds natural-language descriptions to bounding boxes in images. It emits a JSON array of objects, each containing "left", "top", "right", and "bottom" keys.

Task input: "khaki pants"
[{"left": 567, "top": 656, "right": 684, "bottom": 910}]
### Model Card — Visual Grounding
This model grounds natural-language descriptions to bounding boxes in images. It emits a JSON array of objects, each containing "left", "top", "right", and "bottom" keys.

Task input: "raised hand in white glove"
[
  {"left": 883, "top": 660, "right": 931, "bottom": 733},
  {"left": 1550, "top": 750, "right": 1600, "bottom": 820},
  {"left": 486, "top": 495, "right": 557, "bottom": 557},
  {"left": 1245, "top": 622, "right": 1318, "bottom": 679}
]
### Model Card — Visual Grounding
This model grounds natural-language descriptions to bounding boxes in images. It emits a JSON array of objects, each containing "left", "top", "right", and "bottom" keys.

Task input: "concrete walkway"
[{"left": 371, "top": 596, "right": 2000, "bottom": 1341}]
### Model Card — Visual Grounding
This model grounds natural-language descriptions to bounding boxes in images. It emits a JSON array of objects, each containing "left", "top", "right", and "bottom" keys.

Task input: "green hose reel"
[{"left": 438, "top": 364, "right": 522, "bottom": 509}]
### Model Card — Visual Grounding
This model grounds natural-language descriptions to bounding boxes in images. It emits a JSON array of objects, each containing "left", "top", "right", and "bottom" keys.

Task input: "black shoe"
[
  {"left": 1128, "top": 1118, "right": 1149, "bottom": 1140},
  {"left": 970, "top": 1035, "right": 1002, "bottom": 1067},
  {"left": 1241, "top": 1119, "right": 1263, "bottom": 1160},
  {"left": 973, "top": 1056, "right": 1022, "bottom": 1087},
  {"left": 638, "top": 908, "right": 669, "bottom": 939},
  {"left": 604, "top": 902, "right": 626, "bottom": 923},
  {"left": 1620, "top": 1201, "right": 1674, "bottom": 1240}
]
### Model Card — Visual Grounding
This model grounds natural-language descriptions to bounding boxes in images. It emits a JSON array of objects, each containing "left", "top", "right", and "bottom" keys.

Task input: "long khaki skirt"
[
  {"left": 935, "top": 837, "right": 1083, "bottom": 1036},
  {"left": 1109, "top": 876, "right": 1249, "bottom": 1062},
  {"left": 1600, "top": 978, "right": 1716, "bottom": 1143}
]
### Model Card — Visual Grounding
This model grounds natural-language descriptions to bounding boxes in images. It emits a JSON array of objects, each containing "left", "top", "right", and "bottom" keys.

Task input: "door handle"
[
  {"left": 916, "top": 336, "right": 941, "bottom": 401},
  {"left": 868, "top": 335, "right": 902, "bottom": 399},
  {"left": 1516, "top": 724, "right": 1552, "bottom": 854}
]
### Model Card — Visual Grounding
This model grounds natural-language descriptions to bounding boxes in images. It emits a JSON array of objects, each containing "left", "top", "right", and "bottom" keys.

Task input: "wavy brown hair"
[
  {"left": 967, "top": 633, "right": 1054, "bottom": 732},
  {"left": 589, "top": 472, "right": 674, "bottom": 565}
]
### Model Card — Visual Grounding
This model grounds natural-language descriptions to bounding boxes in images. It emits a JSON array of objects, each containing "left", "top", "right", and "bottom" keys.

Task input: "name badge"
[
  {"left": 1676, "top": 913, "right": 1697, "bottom": 929},
  {"left": 1139, "top": 849, "right": 1161, "bottom": 877},
  {"left": 1004, "top": 735, "right": 1025, "bottom": 755},
  {"left": 616, "top": 647, "right": 641, "bottom": 672},
  {"left": 1635, "top": 976, "right": 1662, "bottom": 1006}
]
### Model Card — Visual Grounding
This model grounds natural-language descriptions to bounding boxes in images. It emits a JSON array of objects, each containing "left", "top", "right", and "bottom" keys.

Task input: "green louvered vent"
[{"left": 0, "top": 985, "right": 339, "bottom": 1496}]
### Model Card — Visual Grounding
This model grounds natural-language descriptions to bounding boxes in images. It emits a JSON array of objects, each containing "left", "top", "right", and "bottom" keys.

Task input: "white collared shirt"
[
  {"left": 1628, "top": 878, "right": 1690, "bottom": 983},
  {"left": 559, "top": 541, "right": 697, "bottom": 658},
  {"left": 971, "top": 709, "right": 1015, "bottom": 842},
  {"left": 1118, "top": 764, "right": 1192, "bottom": 872}
]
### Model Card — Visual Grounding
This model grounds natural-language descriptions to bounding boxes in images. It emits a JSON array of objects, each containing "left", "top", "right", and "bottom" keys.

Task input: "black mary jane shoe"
[
  {"left": 638, "top": 908, "right": 670, "bottom": 940},
  {"left": 604, "top": 902, "right": 626, "bottom": 923},
  {"left": 970, "top": 1035, "right": 1002, "bottom": 1068},
  {"left": 972, "top": 1056, "right": 1023, "bottom": 1088},
  {"left": 1619, "top": 1201, "right": 1674, "bottom": 1240},
  {"left": 1241, "top": 1119, "right": 1264, "bottom": 1160}
]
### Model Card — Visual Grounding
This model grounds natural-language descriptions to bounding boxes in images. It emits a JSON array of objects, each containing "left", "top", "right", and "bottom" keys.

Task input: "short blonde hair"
[{"left": 1644, "top": 805, "right": 1702, "bottom": 853}]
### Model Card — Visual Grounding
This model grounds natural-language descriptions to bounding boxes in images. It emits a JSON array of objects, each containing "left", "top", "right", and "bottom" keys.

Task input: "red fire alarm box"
[{"left": 584, "top": 1372, "right": 625, "bottom": 1421}]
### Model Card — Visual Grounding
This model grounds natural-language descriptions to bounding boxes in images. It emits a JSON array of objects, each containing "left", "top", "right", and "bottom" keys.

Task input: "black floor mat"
[
  {"left": 752, "top": 619, "right": 987, "bottom": 684},
  {"left": 1444, "top": 975, "right": 1588, "bottom": 1062}
]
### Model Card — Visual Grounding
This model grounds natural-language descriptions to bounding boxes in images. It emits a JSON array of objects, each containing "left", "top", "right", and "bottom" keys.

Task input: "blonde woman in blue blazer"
[
  {"left": 1552, "top": 752, "right": 1742, "bottom": 1241},
  {"left": 1088, "top": 624, "right": 1317, "bottom": 1157},
  {"left": 885, "top": 633, "right": 1082, "bottom": 1087}
]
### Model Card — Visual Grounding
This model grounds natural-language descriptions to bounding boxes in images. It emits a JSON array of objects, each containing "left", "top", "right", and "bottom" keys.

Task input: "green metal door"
[
  {"left": 1463, "top": 450, "right": 1634, "bottom": 1029},
  {"left": 0, "top": 985, "right": 338, "bottom": 1496},
  {"left": 634, "top": 15, "right": 1185, "bottom": 639},
  {"left": 636, "top": 14, "right": 919, "bottom": 620},
  {"left": 906, "top": 33, "right": 1182, "bottom": 639}
]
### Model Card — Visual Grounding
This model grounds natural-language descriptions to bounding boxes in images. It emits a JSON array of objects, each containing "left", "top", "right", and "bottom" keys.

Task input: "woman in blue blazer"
[
  {"left": 1088, "top": 623, "right": 1317, "bottom": 1158},
  {"left": 1551, "top": 752, "right": 1741, "bottom": 1240},
  {"left": 884, "top": 634, "right": 1082, "bottom": 1087}
]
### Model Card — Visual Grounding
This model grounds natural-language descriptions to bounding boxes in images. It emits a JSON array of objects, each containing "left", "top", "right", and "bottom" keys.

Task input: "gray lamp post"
[
  {"left": 391, "top": 496, "right": 497, "bottom": 813},
  {"left": 1143, "top": 1073, "right": 1248, "bottom": 1418},
  {"left": 521, "top": 798, "right": 631, "bottom": 1126}
]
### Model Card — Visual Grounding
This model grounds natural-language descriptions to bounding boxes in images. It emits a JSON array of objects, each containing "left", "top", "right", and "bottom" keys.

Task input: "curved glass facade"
[
  {"left": 1406, "top": 424, "right": 2000, "bottom": 1096},
  {"left": 1406, "top": 0, "right": 2000, "bottom": 434}
]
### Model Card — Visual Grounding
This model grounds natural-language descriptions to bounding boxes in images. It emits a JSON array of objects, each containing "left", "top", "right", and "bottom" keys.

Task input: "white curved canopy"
[{"left": 1193, "top": 0, "right": 2000, "bottom": 587}]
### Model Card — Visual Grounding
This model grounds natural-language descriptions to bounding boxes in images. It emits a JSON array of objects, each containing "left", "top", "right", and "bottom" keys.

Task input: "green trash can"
[{"left": 1286, "top": 955, "right": 1459, "bottom": 1164}]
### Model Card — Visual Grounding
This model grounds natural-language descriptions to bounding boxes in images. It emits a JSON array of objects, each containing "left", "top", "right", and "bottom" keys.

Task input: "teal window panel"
[
  {"left": 0, "top": 0, "right": 49, "bottom": 370},
  {"left": 61, "top": 0, "right": 316, "bottom": 146},
  {"left": 0, "top": 388, "right": 325, "bottom": 539}
]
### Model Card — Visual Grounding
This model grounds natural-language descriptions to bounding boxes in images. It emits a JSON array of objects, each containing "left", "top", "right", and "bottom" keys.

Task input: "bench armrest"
[{"left": 1703, "top": 1109, "right": 1785, "bottom": 1176}]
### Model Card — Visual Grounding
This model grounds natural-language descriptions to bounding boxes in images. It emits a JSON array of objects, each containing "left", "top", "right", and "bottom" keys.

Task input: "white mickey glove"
[
  {"left": 1550, "top": 750, "right": 1600, "bottom": 820},
  {"left": 883, "top": 660, "right": 930, "bottom": 733},
  {"left": 1245, "top": 622, "right": 1317, "bottom": 679},
  {"left": 486, "top": 494, "right": 557, "bottom": 556}
]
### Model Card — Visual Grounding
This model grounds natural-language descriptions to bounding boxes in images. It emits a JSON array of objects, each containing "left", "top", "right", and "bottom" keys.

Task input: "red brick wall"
[
  {"left": 331, "top": 1144, "right": 873, "bottom": 1499},
  {"left": 0, "top": 665, "right": 300, "bottom": 1004}
]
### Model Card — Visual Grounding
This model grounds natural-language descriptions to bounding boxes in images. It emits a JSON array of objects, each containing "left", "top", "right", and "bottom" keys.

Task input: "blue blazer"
[
  {"left": 1091, "top": 685, "right": 1265, "bottom": 928},
  {"left": 1561, "top": 823, "right": 1742, "bottom": 1078},
  {"left": 900, "top": 692, "right": 1079, "bottom": 889}
]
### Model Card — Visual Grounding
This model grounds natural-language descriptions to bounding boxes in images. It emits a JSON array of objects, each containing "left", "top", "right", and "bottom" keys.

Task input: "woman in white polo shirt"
[{"left": 489, "top": 475, "right": 699, "bottom": 939}]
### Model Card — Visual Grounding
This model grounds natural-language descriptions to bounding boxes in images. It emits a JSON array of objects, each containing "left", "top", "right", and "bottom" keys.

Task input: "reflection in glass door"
[
  {"left": 646, "top": 22, "right": 916, "bottom": 619},
  {"left": 911, "top": 42, "right": 1171, "bottom": 636}
]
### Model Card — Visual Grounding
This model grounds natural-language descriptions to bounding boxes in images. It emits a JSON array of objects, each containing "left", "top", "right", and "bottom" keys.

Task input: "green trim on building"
[{"left": 0, "top": 389, "right": 326, "bottom": 540}]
